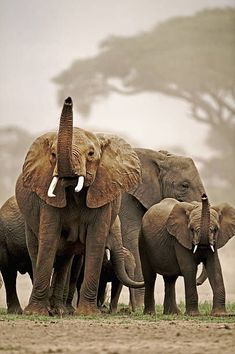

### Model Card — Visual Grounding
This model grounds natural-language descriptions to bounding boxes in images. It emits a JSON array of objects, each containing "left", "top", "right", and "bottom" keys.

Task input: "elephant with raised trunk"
[
  {"left": 15, "top": 97, "right": 144, "bottom": 316},
  {"left": 139, "top": 194, "right": 235, "bottom": 316},
  {"left": 119, "top": 149, "right": 206, "bottom": 306}
]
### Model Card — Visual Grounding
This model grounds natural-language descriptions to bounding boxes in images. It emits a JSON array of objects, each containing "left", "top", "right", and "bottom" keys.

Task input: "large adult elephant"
[
  {"left": 120, "top": 148, "right": 206, "bottom": 305},
  {"left": 139, "top": 195, "right": 235, "bottom": 315},
  {"left": 15, "top": 97, "right": 144, "bottom": 316}
]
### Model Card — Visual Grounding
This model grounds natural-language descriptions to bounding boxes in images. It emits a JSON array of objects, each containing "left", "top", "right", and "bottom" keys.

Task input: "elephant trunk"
[
  {"left": 199, "top": 194, "right": 210, "bottom": 245},
  {"left": 109, "top": 219, "right": 145, "bottom": 289},
  {"left": 57, "top": 96, "right": 74, "bottom": 177}
]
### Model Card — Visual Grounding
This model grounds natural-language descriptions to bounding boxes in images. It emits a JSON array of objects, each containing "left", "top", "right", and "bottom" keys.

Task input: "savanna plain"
[{"left": 0, "top": 303, "right": 235, "bottom": 354}]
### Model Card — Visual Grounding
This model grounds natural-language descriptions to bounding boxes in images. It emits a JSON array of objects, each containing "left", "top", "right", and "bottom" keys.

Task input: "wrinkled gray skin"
[
  {"left": 139, "top": 198, "right": 235, "bottom": 316},
  {"left": 67, "top": 247, "right": 136, "bottom": 314},
  {"left": 97, "top": 247, "right": 136, "bottom": 313},
  {"left": 0, "top": 196, "right": 33, "bottom": 314},
  {"left": 120, "top": 148, "right": 206, "bottom": 306}
]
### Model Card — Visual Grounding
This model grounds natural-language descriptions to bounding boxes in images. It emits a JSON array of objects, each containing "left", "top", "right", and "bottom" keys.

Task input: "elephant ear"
[
  {"left": 127, "top": 149, "right": 165, "bottom": 209},
  {"left": 22, "top": 132, "right": 66, "bottom": 208},
  {"left": 212, "top": 203, "right": 235, "bottom": 249},
  {"left": 86, "top": 134, "right": 142, "bottom": 208},
  {"left": 166, "top": 202, "right": 194, "bottom": 250}
]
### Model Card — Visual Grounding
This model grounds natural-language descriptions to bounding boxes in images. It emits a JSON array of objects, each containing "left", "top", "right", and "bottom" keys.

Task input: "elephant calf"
[
  {"left": 139, "top": 194, "right": 235, "bottom": 316},
  {"left": 0, "top": 196, "right": 33, "bottom": 314}
]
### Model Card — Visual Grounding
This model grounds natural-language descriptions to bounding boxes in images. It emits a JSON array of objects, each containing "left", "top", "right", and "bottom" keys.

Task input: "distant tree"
[
  {"left": 0, "top": 127, "right": 34, "bottom": 204},
  {"left": 53, "top": 8, "right": 235, "bottom": 202}
]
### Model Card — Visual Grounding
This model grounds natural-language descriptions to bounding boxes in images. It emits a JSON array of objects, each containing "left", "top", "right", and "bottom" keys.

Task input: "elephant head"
[
  {"left": 166, "top": 194, "right": 235, "bottom": 252},
  {"left": 129, "top": 149, "right": 205, "bottom": 209},
  {"left": 22, "top": 97, "right": 141, "bottom": 208}
]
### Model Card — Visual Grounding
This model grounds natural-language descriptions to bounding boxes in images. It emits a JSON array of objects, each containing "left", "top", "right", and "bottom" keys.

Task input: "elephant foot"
[
  {"left": 163, "top": 307, "right": 181, "bottom": 315},
  {"left": 48, "top": 304, "right": 67, "bottom": 317},
  {"left": 185, "top": 310, "right": 200, "bottom": 316},
  {"left": 143, "top": 308, "right": 156, "bottom": 316},
  {"left": 8, "top": 305, "right": 23, "bottom": 315},
  {"left": 211, "top": 309, "right": 227, "bottom": 317},
  {"left": 24, "top": 302, "right": 49, "bottom": 316},
  {"left": 75, "top": 302, "right": 101, "bottom": 316},
  {"left": 65, "top": 304, "right": 76, "bottom": 315}
]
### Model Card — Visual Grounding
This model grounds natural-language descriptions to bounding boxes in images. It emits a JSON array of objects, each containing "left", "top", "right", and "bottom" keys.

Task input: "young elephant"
[
  {"left": 139, "top": 194, "right": 235, "bottom": 316},
  {"left": 0, "top": 196, "right": 33, "bottom": 314}
]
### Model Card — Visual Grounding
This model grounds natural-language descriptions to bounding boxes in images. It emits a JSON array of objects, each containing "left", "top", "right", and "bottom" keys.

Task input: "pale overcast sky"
[{"left": 0, "top": 0, "right": 234, "bottom": 158}]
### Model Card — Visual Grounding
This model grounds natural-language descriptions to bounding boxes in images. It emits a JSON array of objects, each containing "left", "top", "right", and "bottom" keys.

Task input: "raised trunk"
[
  {"left": 57, "top": 97, "right": 74, "bottom": 177},
  {"left": 199, "top": 194, "right": 210, "bottom": 245}
]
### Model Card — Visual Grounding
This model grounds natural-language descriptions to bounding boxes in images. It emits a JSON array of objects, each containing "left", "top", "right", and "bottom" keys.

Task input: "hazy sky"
[{"left": 0, "top": 0, "right": 234, "bottom": 159}]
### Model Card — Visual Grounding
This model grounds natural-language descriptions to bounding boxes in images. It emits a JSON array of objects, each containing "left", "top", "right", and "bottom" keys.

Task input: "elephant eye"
[
  {"left": 182, "top": 182, "right": 189, "bottom": 189},
  {"left": 88, "top": 150, "right": 94, "bottom": 157},
  {"left": 50, "top": 152, "right": 56, "bottom": 164}
]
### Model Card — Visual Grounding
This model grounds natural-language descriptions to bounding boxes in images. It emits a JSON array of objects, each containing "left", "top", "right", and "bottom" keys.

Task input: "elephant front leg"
[
  {"left": 24, "top": 206, "right": 61, "bottom": 316},
  {"left": 183, "top": 268, "right": 199, "bottom": 316},
  {"left": 206, "top": 253, "right": 226, "bottom": 316}
]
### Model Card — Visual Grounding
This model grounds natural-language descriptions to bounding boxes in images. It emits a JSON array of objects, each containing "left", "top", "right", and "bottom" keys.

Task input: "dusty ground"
[{"left": 0, "top": 316, "right": 235, "bottom": 354}]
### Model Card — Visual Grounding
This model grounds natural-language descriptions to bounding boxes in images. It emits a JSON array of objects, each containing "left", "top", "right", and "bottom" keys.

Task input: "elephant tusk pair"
[
  {"left": 47, "top": 176, "right": 85, "bottom": 197},
  {"left": 193, "top": 244, "right": 215, "bottom": 253}
]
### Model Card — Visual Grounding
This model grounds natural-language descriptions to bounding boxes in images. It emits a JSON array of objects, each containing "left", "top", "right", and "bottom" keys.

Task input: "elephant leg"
[
  {"left": 66, "top": 255, "right": 84, "bottom": 314},
  {"left": 2, "top": 267, "right": 22, "bottom": 314},
  {"left": 24, "top": 207, "right": 61, "bottom": 316},
  {"left": 110, "top": 279, "right": 122, "bottom": 314},
  {"left": 182, "top": 267, "right": 199, "bottom": 316},
  {"left": 205, "top": 254, "right": 226, "bottom": 316},
  {"left": 49, "top": 255, "right": 73, "bottom": 316},
  {"left": 76, "top": 207, "right": 111, "bottom": 315},
  {"left": 25, "top": 224, "right": 38, "bottom": 279},
  {"left": 163, "top": 275, "right": 180, "bottom": 315}
]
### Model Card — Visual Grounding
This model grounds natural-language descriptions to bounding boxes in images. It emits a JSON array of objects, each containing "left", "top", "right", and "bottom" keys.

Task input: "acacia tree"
[{"left": 53, "top": 8, "right": 235, "bottom": 202}]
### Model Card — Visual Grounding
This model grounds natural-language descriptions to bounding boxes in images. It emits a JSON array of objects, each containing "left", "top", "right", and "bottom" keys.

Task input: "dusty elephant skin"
[
  {"left": 0, "top": 318, "right": 234, "bottom": 354},
  {"left": 0, "top": 196, "right": 33, "bottom": 314},
  {"left": 119, "top": 148, "right": 206, "bottom": 306},
  {"left": 139, "top": 195, "right": 235, "bottom": 316},
  {"left": 15, "top": 97, "right": 143, "bottom": 316}
]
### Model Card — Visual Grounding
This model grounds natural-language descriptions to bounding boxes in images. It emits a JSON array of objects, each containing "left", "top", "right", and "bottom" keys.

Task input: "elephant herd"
[{"left": 0, "top": 97, "right": 235, "bottom": 317}]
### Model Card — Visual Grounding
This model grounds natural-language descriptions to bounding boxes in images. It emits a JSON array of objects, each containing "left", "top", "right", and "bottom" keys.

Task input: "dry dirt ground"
[{"left": 0, "top": 316, "right": 235, "bottom": 354}]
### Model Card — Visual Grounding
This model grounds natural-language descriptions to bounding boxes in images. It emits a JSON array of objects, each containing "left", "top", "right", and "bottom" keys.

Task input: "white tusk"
[
  {"left": 105, "top": 249, "right": 111, "bottom": 261},
  {"left": 47, "top": 176, "right": 59, "bottom": 197},
  {"left": 75, "top": 176, "right": 84, "bottom": 193},
  {"left": 193, "top": 245, "right": 198, "bottom": 254},
  {"left": 210, "top": 245, "right": 215, "bottom": 252}
]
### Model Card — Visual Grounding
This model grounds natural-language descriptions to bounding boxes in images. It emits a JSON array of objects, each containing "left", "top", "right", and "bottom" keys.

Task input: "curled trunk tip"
[{"left": 65, "top": 96, "right": 73, "bottom": 106}]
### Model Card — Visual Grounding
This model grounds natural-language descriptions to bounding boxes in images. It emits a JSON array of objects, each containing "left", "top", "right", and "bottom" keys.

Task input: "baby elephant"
[{"left": 139, "top": 194, "right": 235, "bottom": 316}]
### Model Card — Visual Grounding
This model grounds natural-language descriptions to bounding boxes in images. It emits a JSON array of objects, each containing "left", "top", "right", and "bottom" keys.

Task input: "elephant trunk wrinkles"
[
  {"left": 57, "top": 96, "right": 74, "bottom": 177},
  {"left": 200, "top": 194, "right": 210, "bottom": 245}
]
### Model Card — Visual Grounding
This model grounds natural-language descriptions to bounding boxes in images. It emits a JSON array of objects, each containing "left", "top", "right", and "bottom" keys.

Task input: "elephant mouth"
[
  {"left": 47, "top": 175, "right": 85, "bottom": 197},
  {"left": 192, "top": 243, "right": 215, "bottom": 253}
]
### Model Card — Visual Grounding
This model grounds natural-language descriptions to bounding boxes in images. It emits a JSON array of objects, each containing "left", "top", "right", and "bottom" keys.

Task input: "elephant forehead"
[
  {"left": 210, "top": 210, "right": 220, "bottom": 225},
  {"left": 189, "top": 207, "right": 220, "bottom": 226},
  {"left": 72, "top": 128, "right": 101, "bottom": 150}
]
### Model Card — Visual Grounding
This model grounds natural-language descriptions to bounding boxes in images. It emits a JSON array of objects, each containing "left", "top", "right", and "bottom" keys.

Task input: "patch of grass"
[{"left": 1, "top": 302, "right": 235, "bottom": 323}]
